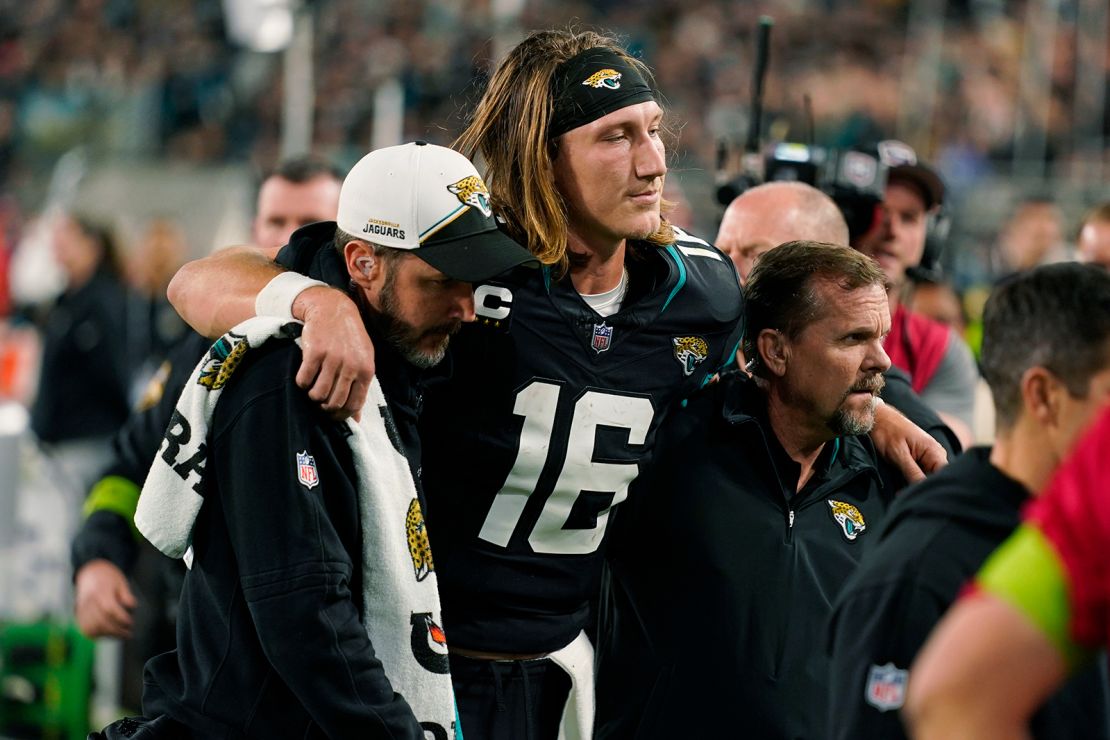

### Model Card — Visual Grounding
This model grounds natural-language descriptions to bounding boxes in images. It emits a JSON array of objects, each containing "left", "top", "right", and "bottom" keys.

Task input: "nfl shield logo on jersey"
[
  {"left": 591, "top": 323, "right": 613, "bottom": 353},
  {"left": 865, "top": 662, "right": 908, "bottom": 712},
  {"left": 296, "top": 450, "right": 319, "bottom": 490}
]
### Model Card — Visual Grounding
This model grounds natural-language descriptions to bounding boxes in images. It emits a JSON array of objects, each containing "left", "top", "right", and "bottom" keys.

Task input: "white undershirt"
[{"left": 579, "top": 267, "right": 629, "bottom": 318}]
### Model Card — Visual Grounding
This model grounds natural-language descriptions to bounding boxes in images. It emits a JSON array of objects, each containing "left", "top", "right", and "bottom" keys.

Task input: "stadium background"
[
  {"left": 0, "top": 0, "right": 1108, "bottom": 735},
  {"left": 1, "top": 0, "right": 1108, "bottom": 289}
]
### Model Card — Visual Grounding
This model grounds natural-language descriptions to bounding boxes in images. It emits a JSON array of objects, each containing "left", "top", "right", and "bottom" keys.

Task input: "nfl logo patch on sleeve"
[
  {"left": 865, "top": 663, "right": 908, "bottom": 711},
  {"left": 297, "top": 450, "right": 319, "bottom": 489}
]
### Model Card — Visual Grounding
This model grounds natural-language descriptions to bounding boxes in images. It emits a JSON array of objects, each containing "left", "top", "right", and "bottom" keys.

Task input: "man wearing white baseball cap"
[
  {"left": 104, "top": 142, "right": 535, "bottom": 740},
  {"left": 335, "top": 141, "right": 540, "bottom": 286}
]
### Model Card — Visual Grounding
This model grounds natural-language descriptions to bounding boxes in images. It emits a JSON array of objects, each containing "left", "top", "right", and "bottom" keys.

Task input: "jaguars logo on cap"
[
  {"left": 447, "top": 176, "right": 493, "bottom": 217},
  {"left": 828, "top": 500, "right": 866, "bottom": 541},
  {"left": 672, "top": 336, "right": 709, "bottom": 376},
  {"left": 582, "top": 68, "right": 622, "bottom": 90}
]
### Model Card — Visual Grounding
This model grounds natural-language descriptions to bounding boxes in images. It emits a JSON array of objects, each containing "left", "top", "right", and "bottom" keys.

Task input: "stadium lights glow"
[{"left": 222, "top": 0, "right": 295, "bottom": 53}]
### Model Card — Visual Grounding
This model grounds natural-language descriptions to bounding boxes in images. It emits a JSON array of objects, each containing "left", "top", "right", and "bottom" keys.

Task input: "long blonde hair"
[{"left": 454, "top": 29, "right": 674, "bottom": 275}]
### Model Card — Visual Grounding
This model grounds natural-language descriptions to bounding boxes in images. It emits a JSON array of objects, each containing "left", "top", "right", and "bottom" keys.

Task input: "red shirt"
[{"left": 884, "top": 304, "right": 950, "bottom": 395}]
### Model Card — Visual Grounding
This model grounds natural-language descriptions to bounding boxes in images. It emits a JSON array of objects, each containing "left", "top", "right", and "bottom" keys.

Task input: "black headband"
[{"left": 549, "top": 48, "right": 656, "bottom": 139}]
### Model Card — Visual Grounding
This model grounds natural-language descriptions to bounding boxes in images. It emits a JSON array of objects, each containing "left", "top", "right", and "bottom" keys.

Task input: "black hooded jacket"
[
  {"left": 141, "top": 228, "right": 437, "bottom": 738},
  {"left": 827, "top": 447, "right": 1110, "bottom": 740}
]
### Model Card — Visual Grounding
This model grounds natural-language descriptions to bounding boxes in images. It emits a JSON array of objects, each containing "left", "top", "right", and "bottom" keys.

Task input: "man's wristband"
[{"left": 255, "top": 271, "right": 328, "bottom": 320}]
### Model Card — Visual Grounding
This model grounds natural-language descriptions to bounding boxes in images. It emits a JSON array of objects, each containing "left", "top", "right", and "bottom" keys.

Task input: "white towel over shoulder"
[{"left": 135, "top": 316, "right": 458, "bottom": 738}]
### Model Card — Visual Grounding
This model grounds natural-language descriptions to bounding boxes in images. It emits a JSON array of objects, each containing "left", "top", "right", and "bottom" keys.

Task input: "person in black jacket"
[
  {"left": 598, "top": 241, "right": 895, "bottom": 739},
  {"left": 827, "top": 261, "right": 1110, "bottom": 739},
  {"left": 30, "top": 213, "right": 132, "bottom": 494},
  {"left": 71, "top": 156, "right": 343, "bottom": 711},
  {"left": 126, "top": 143, "right": 535, "bottom": 738}
]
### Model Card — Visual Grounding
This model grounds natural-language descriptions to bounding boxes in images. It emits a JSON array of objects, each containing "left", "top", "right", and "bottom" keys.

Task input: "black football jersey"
[
  {"left": 277, "top": 223, "right": 744, "bottom": 653},
  {"left": 417, "top": 227, "right": 744, "bottom": 652}
]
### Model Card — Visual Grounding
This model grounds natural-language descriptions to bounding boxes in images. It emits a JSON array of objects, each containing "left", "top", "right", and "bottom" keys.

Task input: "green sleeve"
[{"left": 977, "top": 524, "right": 1089, "bottom": 670}]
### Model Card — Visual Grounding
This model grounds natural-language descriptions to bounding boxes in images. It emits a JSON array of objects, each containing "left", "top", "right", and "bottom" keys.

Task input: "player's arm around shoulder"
[
  {"left": 666, "top": 227, "right": 746, "bottom": 379},
  {"left": 169, "top": 231, "right": 374, "bottom": 419},
  {"left": 167, "top": 245, "right": 284, "bottom": 339}
]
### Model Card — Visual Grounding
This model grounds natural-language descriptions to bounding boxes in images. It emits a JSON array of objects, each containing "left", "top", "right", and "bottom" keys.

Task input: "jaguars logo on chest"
[
  {"left": 672, "top": 336, "right": 709, "bottom": 376},
  {"left": 828, "top": 499, "right": 867, "bottom": 541}
]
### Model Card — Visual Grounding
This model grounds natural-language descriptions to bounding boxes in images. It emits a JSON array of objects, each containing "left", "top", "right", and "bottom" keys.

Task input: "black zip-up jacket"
[
  {"left": 31, "top": 266, "right": 132, "bottom": 443},
  {"left": 142, "top": 240, "right": 433, "bottom": 738},
  {"left": 826, "top": 447, "right": 1110, "bottom": 740},
  {"left": 596, "top": 371, "right": 889, "bottom": 740}
]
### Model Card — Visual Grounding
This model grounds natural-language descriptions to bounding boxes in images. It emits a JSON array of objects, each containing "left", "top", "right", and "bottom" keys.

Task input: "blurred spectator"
[
  {"left": 251, "top": 155, "right": 343, "bottom": 249},
  {"left": 30, "top": 212, "right": 132, "bottom": 498},
  {"left": 125, "top": 219, "right": 187, "bottom": 304},
  {"left": 908, "top": 277, "right": 997, "bottom": 444},
  {"left": 125, "top": 217, "right": 190, "bottom": 382},
  {"left": 908, "top": 279, "right": 966, "bottom": 334},
  {"left": 1077, "top": 202, "right": 1110, "bottom": 270},
  {"left": 995, "top": 197, "right": 1070, "bottom": 276},
  {"left": 0, "top": 1, "right": 1106, "bottom": 305},
  {"left": 0, "top": 196, "right": 21, "bottom": 318}
]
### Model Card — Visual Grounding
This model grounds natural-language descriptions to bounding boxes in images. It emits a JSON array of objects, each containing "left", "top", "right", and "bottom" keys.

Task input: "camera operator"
[{"left": 852, "top": 141, "right": 977, "bottom": 448}]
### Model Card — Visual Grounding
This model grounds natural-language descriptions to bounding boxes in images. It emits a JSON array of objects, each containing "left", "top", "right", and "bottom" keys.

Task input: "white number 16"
[{"left": 477, "top": 380, "right": 654, "bottom": 555}]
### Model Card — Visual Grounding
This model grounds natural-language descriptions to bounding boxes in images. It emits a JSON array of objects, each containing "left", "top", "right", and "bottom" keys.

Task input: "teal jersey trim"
[{"left": 661, "top": 245, "right": 687, "bottom": 313}]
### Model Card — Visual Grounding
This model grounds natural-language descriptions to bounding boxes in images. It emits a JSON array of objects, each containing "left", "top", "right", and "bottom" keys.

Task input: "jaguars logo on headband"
[
  {"left": 828, "top": 500, "right": 867, "bottom": 541},
  {"left": 582, "top": 68, "right": 622, "bottom": 90},
  {"left": 447, "top": 176, "right": 493, "bottom": 217}
]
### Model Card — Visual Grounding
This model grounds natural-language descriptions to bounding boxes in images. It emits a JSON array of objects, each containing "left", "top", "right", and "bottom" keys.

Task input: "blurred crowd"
[{"left": 1, "top": 0, "right": 1107, "bottom": 198}]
